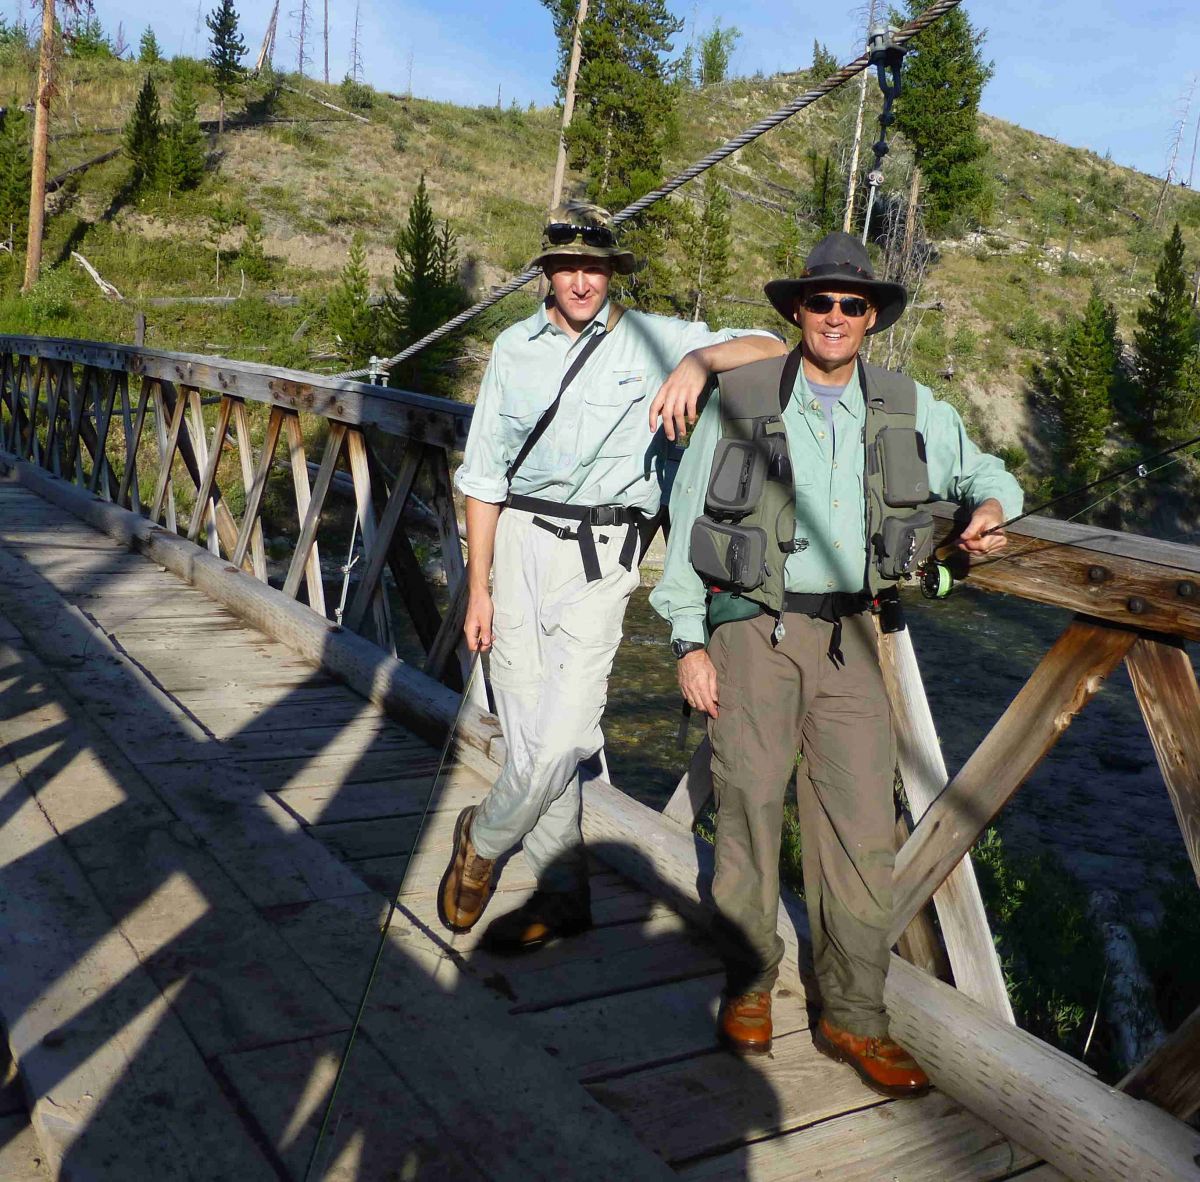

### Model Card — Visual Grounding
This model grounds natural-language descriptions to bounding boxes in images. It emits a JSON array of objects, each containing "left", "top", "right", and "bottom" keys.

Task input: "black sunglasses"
[
  {"left": 802, "top": 294, "right": 871, "bottom": 317},
  {"left": 545, "top": 223, "right": 616, "bottom": 248}
]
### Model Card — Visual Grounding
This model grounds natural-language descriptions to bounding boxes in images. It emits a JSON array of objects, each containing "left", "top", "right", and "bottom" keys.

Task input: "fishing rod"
[
  {"left": 920, "top": 431, "right": 1200, "bottom": 599},
  {"left": 303, "top": 654, "right": 483, "bottom": 1181}
]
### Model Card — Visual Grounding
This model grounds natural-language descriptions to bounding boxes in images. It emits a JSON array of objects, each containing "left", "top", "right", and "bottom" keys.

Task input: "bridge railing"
[{"left": 0, "top": 334, "right": 476, "bottom": 691}]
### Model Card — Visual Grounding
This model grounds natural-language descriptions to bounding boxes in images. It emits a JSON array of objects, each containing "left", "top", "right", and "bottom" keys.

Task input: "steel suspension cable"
[{"left": 335, "top": 0, "right": 963, "bottom": 380}]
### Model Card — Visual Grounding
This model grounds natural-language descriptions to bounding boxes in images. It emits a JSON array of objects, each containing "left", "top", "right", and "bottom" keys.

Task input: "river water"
[{"left": 603, "top": 583, "right": 1195, "bottom": 925}]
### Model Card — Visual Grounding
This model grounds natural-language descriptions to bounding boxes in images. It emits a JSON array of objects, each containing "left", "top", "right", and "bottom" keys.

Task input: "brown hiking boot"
[
  {"left": 813, "top": 1018, "right": 931, "bottom": 1098},
  {"left": 437, "top": 807, "right": 495, "bottom": 933},
  {"left": 480, "top": 883, "right": 592, "bottom": 952},
  {"left": 719, "top": 991, "right": 773, "bottom": 1055}
]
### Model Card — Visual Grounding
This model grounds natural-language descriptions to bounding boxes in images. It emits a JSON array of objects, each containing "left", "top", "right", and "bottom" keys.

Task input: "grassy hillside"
[{"left": 2, "top": 52, "right": 1199, "bottom": 532}]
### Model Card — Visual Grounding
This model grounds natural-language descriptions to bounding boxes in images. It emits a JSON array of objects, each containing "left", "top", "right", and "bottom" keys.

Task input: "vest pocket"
[{"left": 690, "top": 517, "right": 768, "bottom": 591}]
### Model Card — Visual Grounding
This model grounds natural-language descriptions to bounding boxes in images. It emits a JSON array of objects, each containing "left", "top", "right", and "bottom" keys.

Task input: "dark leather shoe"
[
  {"left": 437, "top": 807, "right": 495, "bottom": 933},
  {"left": 813, "top": 1018, "right": 931, "bottom": 1097},
  {"left": 719, "top": 991, "right": 773, "bottom": 1055},
  {"left": 481, "top": 884, "right": 591, "bottom": 951}
]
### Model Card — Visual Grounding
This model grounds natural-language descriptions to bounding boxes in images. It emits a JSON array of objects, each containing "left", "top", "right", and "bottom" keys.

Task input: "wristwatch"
[{"left": 670, "top": 639, "right": 706, "bottom": 660}]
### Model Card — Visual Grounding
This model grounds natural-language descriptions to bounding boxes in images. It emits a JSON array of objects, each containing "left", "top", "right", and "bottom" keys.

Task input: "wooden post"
[
  {"left": 230, "top": 400, "right": 268, "bottom": 581},
  {"left": 1119, "top": 1001, "right": 1200, "bottom": 1120},
  {"left": 187, "top": 393, "right": 234, "bottom": 552},
  {"left": 662, "top": 734, "right": 713, "bottom": 828},
  {"left": 232, "top": 405, "right": 285, "bottom": 570},
  {"left": 894, "top": 813, "right": 953, "bottom": 983},
  {"left": 889, "top": 616, "right": 1137, "bottom": 946},
  {"left": 345, "top": 428, "right": 395, "bottom": 653},
  {"left": 23, "top": 0, "right": 55, "bottom": 293},
  {"left": 549, "top": 0, "right": 589, "bottom": 211},
  {"left": 150, "top": 388, "right": 189, "bottom": 526},
  {"left": 878, "top": 624, "right": 1014, "bottom": 1021},
  {"left": 1125, "top": 635, "right": 1200, "bottom": 887},
  {"left": 116, "top": 374, "right": 150, "bottom": 513},
  {"left": 283, "top": 411, "right": 327, "bottom": 616},
  {"left": 283, "top": 421, "right": 346, "bottom": 604}
]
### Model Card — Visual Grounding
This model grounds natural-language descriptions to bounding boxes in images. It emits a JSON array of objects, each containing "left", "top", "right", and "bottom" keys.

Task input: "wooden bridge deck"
[{"left": 0, "top": 483, "right": 1069, "bottom": 1180}]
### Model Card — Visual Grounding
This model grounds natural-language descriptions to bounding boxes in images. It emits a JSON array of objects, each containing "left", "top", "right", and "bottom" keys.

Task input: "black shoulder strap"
[
  {"left": 504, "top": 302, "right": 626, "bottom": 486},
  {"left": 778, "top": 345, "right": 805, "bottom": 414}
]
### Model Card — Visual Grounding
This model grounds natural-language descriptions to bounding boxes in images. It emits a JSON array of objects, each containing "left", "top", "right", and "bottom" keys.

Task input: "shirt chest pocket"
[
  {"left": 582, "top": 370, "right": 650, "bottom": 459},
  {"left": 498, "top": 396, "right": 549, "bottom": 465}
]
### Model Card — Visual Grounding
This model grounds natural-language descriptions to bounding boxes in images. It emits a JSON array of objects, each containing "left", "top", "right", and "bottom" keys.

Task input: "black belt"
[
  {"left": 781, "top": 590, "right": 872, "bottom": 667},
  {"left": 507, "top": 494, "right": 643, "bottom": 582}
]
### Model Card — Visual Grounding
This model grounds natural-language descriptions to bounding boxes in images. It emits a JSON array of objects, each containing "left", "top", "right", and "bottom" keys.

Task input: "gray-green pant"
[{"left": 708, "top": 610, "right": 895, "bottom": 1038}]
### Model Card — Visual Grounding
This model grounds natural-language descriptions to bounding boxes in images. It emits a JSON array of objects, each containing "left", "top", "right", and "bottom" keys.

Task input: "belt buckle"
[{"left": 592, "top": 505, "right": 619, "bottom": 526}]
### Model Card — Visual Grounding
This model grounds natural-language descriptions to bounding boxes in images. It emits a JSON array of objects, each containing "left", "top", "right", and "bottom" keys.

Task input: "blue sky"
[{"left": 79, "top": 0, "right": 1199, "bottom": 185}]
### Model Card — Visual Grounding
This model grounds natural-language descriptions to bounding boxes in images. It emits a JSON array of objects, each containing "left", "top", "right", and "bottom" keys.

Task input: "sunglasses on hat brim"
[
  {"left": 544, "top": 223, "right": 617, "bottom": 248},
  {"left": 800, "top": 294, "right": 872, "bottom": 317}
]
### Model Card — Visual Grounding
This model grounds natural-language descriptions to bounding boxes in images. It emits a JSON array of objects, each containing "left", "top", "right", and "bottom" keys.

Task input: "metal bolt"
[
  {"left": 1087, "top": 565, "right": 1108, "bottom": 583},
  {"left": 1127, "top": 596, "right": 1147, "bottom": 614},
  {"left": 1177, "top": 580, "right": 1196, "bottom": 599}
]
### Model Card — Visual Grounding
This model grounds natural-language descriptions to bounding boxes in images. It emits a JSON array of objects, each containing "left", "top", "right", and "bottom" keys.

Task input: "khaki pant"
[
  {"left": 469, "top": 508, "right": 640, "bottom": 891},
  {"left": 708, "top": 611, "right": 895, "bottom": 1037}
]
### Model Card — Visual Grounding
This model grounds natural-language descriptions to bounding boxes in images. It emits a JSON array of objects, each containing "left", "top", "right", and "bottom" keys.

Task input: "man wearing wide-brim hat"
[
  {"left": 440, "top": 201, "right": 786, "bottom": 950},
  {"left": 650, "top": 231, "right": 1023, "bottom": 1095}
]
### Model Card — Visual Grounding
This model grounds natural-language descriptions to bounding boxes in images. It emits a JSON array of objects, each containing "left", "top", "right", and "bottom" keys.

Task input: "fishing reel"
[{"left": 919, "top": 559, "right": 957, "bottom": 600}]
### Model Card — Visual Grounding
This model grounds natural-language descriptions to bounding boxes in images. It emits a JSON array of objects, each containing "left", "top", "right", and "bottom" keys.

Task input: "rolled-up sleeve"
[
  {"left": 454, "top": 349, "right": 511, "bottom": 504},
  {"left": 919, "top": 386, "right": 1024, "bottom": 519},
  {"left": 649, "top": 393, "right": 723, "bottom": 643}
]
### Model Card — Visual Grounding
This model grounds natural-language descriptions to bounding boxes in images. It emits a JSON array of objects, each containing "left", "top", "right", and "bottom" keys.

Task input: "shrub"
[
  {"left": 339, "top": 75, "right": 374, "bottom": 110},
  {"left": 951, "top": 324, "right": 978, "bottom": 363},
  {"left": 1008, "top": 305, "right": 1045, "bottom": 348},
  {"left": 996, "top": 444, "right": 1027, "bottom": 472},
  {"left": 23, "top": 267, "right": 74, "bottom": 321}
]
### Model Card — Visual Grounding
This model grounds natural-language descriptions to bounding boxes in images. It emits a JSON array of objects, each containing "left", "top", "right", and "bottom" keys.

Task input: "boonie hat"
[
  {"left": 529, "top": 201, "right": 638, "bottom": 276},
  {"left": 764, "top": 231, "right": 908, "bottom": 335}
]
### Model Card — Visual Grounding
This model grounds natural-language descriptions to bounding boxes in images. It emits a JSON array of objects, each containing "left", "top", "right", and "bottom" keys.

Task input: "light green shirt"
[
  {"left": 454, "top": 298, "right": 776, "bottom": 517},
  {"left": 650, "top": 363, "right": 1024, "bottom": 643}
]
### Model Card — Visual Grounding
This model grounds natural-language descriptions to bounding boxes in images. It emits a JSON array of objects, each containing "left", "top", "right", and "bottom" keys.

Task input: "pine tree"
[
  {"left": 697, "top": 19, "right": 739, "bottom": 87},
  {"left": 809, "top": 39, "right": 838, "bottom": 78},
  {"left": 543, "top": 0, "right": 684, "bottom": 312},
  {"left": 71, "top": 14, "right": 112, "bottom": 59},
  {"left": 327, "top": 232, "right": 376, "bottom": 366},
  {"left": 891, "top": 0, "right": 994, "bottom": 232},
  {"left": 206, "top": 0, "right": 246, "bottom": 135},
  {"left": 156, "top": 75, "right": 206, "bottom": 196},
  {"left": 381, "top": 176, "right": 467, "bottom": 390},
  {"left": 686, "top": 175, "right": 732, "bottom": 322},
  {"left": 139, "top": 27, "right": 161, "bottom": 63},
  {"left": 1133, "top": 224, "right": 1200, "bottom": 439},
  {"left": 0, "top": 105, "right": 31, "bottom": 251},
  {"left": 1051, "top": 287, "right": 1116, "bottom": 482},
  {"left": 123, "top": 74, "right": 162, "bottom": 185}
]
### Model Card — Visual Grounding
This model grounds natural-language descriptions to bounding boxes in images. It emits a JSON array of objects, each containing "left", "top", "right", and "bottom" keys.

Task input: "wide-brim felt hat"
[
  {"left": 529, "top": 201, "right": 638, "bottom": 276},
  {"left": 764, "top": 231, "right": 907, "bottom": 335}
]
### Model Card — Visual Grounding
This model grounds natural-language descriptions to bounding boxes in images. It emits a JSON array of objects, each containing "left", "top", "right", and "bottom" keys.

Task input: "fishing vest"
[{"left": 689, "top": 349, "right": 936, "bottom": 618}]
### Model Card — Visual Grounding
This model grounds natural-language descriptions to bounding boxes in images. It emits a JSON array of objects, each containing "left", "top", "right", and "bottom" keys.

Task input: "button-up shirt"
[
  {"left": 650, "top": 361, "right": 1024, "bottom": 643},
  {"left": 454, "top": 298, "right": 776, "bottom": 518}
]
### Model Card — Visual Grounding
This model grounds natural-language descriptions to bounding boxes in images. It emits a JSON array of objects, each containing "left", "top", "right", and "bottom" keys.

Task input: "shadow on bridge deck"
[{"left": 0, "top": 482, "right": 802, "bottom": 1180}]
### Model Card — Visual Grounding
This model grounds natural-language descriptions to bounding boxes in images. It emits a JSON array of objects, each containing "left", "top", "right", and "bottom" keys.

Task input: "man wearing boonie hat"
[
  {"left": 439, "top": 200, "right": 786, "bottom": 950},
  {"left": 650, "top": 231, "right": 1022, "bottom": 1095}
]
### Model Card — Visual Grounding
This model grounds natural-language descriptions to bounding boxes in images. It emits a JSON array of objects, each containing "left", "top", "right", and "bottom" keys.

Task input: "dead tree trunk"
[
  {"left": 901, "top": 164, "right": 921, "bottom": 283},
  {"left": 550, "top": 0, "right": 589, "bottom": 211},
  {"left": 23, "top": 0, "right": 56, "bottom": 293},
  {"left": 842, "top": 0, "right": 875, "bottom": 234}
]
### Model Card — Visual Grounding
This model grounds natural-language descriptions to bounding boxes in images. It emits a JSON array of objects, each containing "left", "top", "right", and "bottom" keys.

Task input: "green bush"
[
  {"left": 23, "top": 267, "right": 75, "bottom": 321},
  {"left": 996, "top": 444, "right": 1027, "bottom": 472},
  {"left": 1133, "top": 860, "right": 1200, "bottom": 1032},
  {"left": 951, "top": 324, "right": 978, "bottom": 363},
  {"left": 170, "top": 56, "right": 210, "bottom": 89},
  {"left": 339, "top": 75, "right": 374, "bottom": 110},
  {"left": 1008, "top": 305, "right": 1045, "bottom": 348}
]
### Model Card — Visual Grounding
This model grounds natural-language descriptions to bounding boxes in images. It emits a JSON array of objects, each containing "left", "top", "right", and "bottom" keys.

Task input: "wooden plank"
[
  {"left": 424, "top": 573, "right": 469, "bottom": 682},
  {"left": 663, "top": 734, "right": 714, "bottom": 827},
  {"left": 1125, "top": 634, "right": 1200, "bottom": 886},
  {"left": 186, "top": 389, "right": 233, "bottom": 553},
  {"left": 261, "top": 896, "right": 678, "bottom": 1182},
  {"left": 877, "top": 623, "right": 1013, "bottom": 1021},
  {"left": 41, "top": 359, "right": 63, "bottom": 475},
  {"left": 283, "top": 421, "right": 346, "bottom": 605},
  {"left": 930, "top": 503, "right": 1200, "bottom": 641},
  {"left": 0, "top": 334, "right": 473, "bottom": 451},
  {"left": 1119, "top": 1001, "right": 1200, "bottom": 1121},
  {"left": 150, "top": 378, "right": 185, "bottom": 529},
  {"left": 115, "top": 371, "right": 144, "bottom": 512},
  {"left": 282, "top": 410, "right": 327, "bottom": 615},
  {"left": 526, "top": 973, "right": 807, "bottom": 1083},
  {"left": 363, "top": 438, "right": 454, "bottom": 684},
  {"left": 344, "top": 427, "right": 393, "bottom": 651},
  {"left": 231, "top": 405, "right": 285, "bottom": 570},
  {"left": 893, "top": 814, "right": 953, "bottom": 985},
  {"left": 273, "top": 764, "right": 490, "bottom": 825},
  {"left": 889, "top": 616, "right": 1137, "bottom": 945},
  {"left": 677, "top": 1092, "right": 1040, "bottom": 1181},
  {"left": 87, "top": 368, "right": 119, "bottom": 498},
  {"left": 344, "top": 439, "right": 423, "bottom": 634},
  {"left": 60, "top": 363, "right": 86, "bottom": 485},
  {"left": 230, "top": 398, "right": 267, "bottom": 581},
  {"left": 591, "top": 1023, "right": 884, "bottom": 1164}
]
